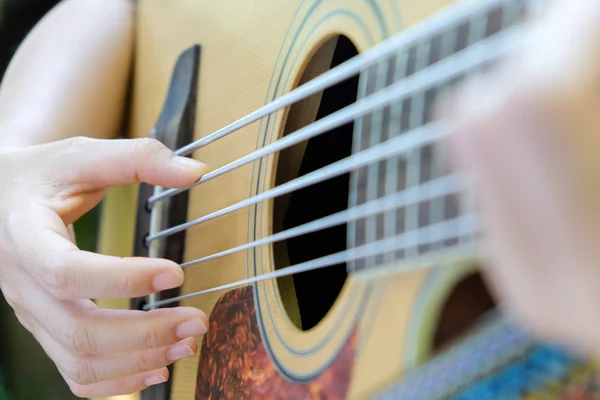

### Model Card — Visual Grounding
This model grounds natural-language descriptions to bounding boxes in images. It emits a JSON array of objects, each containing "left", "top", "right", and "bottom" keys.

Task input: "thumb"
[{"left": 42, "top": 136, "right": 208, "bottom": 190}]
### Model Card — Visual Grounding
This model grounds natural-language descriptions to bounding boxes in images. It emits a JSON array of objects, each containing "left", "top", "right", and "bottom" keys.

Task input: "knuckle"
[
  {"left": 137, "top": 353, "right": 157, "bottom": 373},
  {"left": 133, "top": 138, "right": 173, "bottom": 181},
  {"left": 137, "top": 138, "right": 169, "bottom": 158},
  {"left": 64, "top": 359, "right": 96, "bottom": 386},
  {"left": 115, "top": 272, "right": 137, "bottom": 298},
  {"left": 65, "top": 136, "right": 94, "bottom": 149},
  {"left": 61, "top": 136, "right": 95, "bottom": 158},
  {"left": 40, "top": 258, "right": 73, "bottom": 300},
  {"left": 109, "top": 379, "right": 133, "bottom": 397},
  {"left": 137, "top": 324, "right": 163, "bottom": 350},
  {"left": 59, "top": 321, "right": 99, "bottom": 355},
  {"left": 64, "top": 356, "right": 108, "bottom": 386}
]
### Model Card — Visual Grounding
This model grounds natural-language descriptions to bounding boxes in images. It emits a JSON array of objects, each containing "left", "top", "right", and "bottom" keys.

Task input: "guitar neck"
[{"left": 347, "top": 0, "right": 532, "bottom": 280}]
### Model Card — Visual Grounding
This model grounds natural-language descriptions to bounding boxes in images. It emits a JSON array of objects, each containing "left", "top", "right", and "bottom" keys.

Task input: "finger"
[
  {"left": 29, "top": 317, "right": 197, "bottom": 385},
  {"left": 76, "top": 306, "right": 209, "bottom": 354},
  {"left": 39, "top": 136, "right": 208, "bottom": 190},
  {"left": 59, "top": 366, "right": 169, "bottom": 399},
  {"left": 75, "top": 337, "right": 197, "bottom": 384},
  {"left": 56, "top": 248, "right": 185, "bottom": 299},
  {"left": 11, "top": 275, "right": 208, "bottom": 355},
  {"left": 10, "top": 208, "right": 185, "bottom": 299}
]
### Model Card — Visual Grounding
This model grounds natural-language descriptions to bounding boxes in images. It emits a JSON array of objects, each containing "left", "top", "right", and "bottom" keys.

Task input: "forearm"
[{"left": 0, "top": 0, "right": 135, "bottom": 148}]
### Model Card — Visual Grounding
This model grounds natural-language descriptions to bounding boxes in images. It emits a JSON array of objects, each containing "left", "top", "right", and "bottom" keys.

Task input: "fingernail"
[
  {"left": 172, "top": 156, "right": 207, "bottom": 171},
  {"left": 167, "top": 343, "right": 195, "bottom": 361},
  {"left": 144, "top": 375, "right": 166, "bottom": 386},
  {"left": 153, "top": 272, "right": 183, "bottom": 291},
  {"left": 176, "top": 319, "right": 207, "bottom": 339}
]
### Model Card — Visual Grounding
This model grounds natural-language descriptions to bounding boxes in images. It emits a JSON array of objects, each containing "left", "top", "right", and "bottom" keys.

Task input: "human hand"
[
  {"left": 0, "top": 136, "right": 209, "bottom": 398},
  {"left": 447, "top": 0, "right": 600, "bottom": 353}
]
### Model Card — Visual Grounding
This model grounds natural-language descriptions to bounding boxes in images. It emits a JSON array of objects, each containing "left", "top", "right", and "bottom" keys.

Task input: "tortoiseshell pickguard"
[{"left": 195, "top": 286, "right": 357, "bottom": 399}]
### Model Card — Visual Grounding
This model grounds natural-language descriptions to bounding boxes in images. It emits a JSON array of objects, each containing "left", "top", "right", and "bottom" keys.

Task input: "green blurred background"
[{"left": 0, "top": 1, "right": 100, "bottom": 398}]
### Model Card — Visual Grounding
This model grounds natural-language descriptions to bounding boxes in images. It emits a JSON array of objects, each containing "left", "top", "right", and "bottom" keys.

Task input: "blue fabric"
[{"left": 453, "top": 344, "right": 579, "bottom": 399}]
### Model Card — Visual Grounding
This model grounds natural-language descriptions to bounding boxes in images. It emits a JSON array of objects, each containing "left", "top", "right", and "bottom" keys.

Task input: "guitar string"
[
  {"left": 150, "top": 60, "right": 444, "bottom": 206},
  {"left": 144, "top": 213, "right": 477, "bottom": 310},
  {"left": 148, "top": 0, "right": 517, "bottom": 206},
  {"left": 148, "top": 123, "right": 443, "bottom": 241},
  {"left": 179, "top": 174, "right": 465, "bottom": 269},
  {"left": 147, "top": 185, "right": 163, "bottom": 307},
  {"left": 146, "top": 28, "right": 518, "bottom": 244}
]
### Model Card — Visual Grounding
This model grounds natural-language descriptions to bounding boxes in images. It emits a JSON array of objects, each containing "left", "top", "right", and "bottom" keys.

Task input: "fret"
[
  {"left": 430, "top": 30, "right": 459, "bottom": 252},
  {"left": 352, "top": 67, "right": 374, "bottom": 272},
  {"left": 347, "top": 62, "right": 370, "bottom": 272},
  {"left": 365, "top": 59, "right": 393, "bottom": 268},
  {"left": 383, "top": 51, "right": 410, "bottom": 263},
  {"left": 404, "top": 41, "right": 431, "bottom": 257}
]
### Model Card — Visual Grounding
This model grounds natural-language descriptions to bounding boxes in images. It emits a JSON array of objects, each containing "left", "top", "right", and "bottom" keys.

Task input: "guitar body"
[{"left": 96, "top": 0, "right": 600, "bottom": 399}]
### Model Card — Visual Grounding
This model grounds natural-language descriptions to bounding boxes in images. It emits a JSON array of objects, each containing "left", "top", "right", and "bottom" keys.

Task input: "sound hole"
[
  {"left": 273, "top": 35, "right": 359, "bottom": 331},
  {"left": 433, "top": 271, "right": 496, "bottom": 351}
]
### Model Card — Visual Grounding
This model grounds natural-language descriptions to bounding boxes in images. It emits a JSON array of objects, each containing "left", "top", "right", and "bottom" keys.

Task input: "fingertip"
[
  {"left": 197, "top": 310, "right": 209, "bottom": 330},
  {"left": 138, "top": 256, "right": 179, "bottom": 268},
  {"left": 143, "top": 367, "right": 169, "bottom": 388},
  {"left": 169, "top": 306, "right": 206, "bottom": 316},
  {"left": 172, "top": 156, "right": 207, "bottom": 173},
  {"left": 171, "top": 156, "right": 209, "bottom": 183},
  {"left": 186, "top": 310, "right": 210, "bottom": 334},
  {"left": 152, "top": 270, "right": 184, "bottom": 292},
  {"left": 150, "top": 306, "right": 210, "bottom": 336},
  {"left": 119, "top": 256, "right": 186, "bottom": 294},
  {"left": 154, "top": 306, "right": 209, "bottom": 329},
  {"left": 146, "top": 257, "right": 184, "bottom": 277},
  {"left": 181, "top": 336, "right": 199, "bottom": 353}
]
